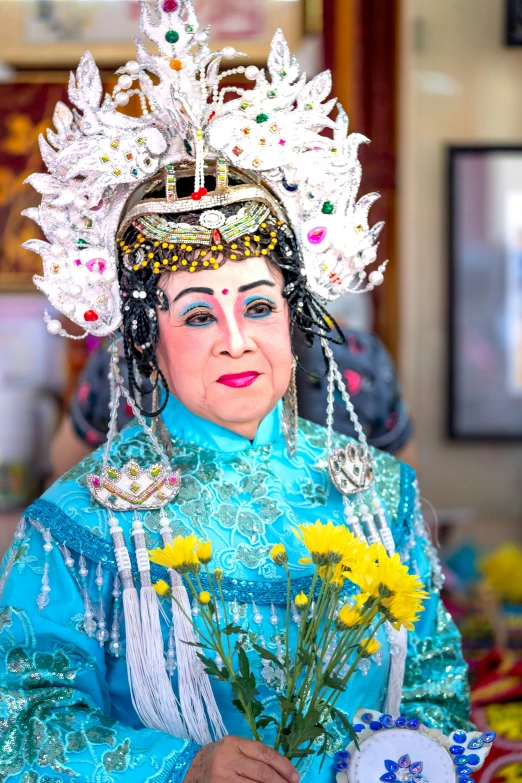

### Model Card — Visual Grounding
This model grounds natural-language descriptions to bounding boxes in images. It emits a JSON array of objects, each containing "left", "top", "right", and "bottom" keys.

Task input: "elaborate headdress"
[
  {"left": 25, "top": 0, "right": 386, "bottom": 340},
  {"left": 23, "top": 0, "right": 397, "bottom": 744}
]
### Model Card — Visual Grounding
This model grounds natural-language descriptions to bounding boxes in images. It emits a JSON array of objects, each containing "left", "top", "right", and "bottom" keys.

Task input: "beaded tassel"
[
  {"left": 109, "top": 576, "right": 123, "bottom": 657},
  {"left": 159, "top": 514, "right": 226, "bottom": 744},
  {"left": 36, "top": 528, "right": 54, "bottom": 611},
  {"left": 109, "top": 516, "right": 164, "bottom": 732},
  {"left": 131, "top": 517, "right": 186, "bottom": 738},
  {"left": 95, "top": 563, "right": 110, "bottom": 646},
  {"left": 78, "top": 554, "right": 97, "bottom": 637},
  {"left": 0, "top": 518, "right": 26, "bottom": 602},
  {"left": 343, "top": 498, "right": 366, "bottom": 541}
]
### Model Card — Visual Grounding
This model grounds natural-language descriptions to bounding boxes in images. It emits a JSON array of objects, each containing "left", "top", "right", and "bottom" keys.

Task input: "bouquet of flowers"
[{"left": 149, "top": 521, "right": 427, "bottom": 766}]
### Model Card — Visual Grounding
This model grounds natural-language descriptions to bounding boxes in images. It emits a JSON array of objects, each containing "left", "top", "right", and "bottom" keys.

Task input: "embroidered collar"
[{"left": 161, "top": 394, "right": 283, "bottom": 454}]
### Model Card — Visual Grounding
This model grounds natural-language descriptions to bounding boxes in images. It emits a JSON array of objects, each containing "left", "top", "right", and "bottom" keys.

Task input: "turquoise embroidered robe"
[{"left": 0, "top": 396, "right": 471, "bottom": 783}]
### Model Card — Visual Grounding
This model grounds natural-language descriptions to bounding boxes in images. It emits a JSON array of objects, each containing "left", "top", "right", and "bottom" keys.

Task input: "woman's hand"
[{"left": 184, "top": 736, "right": 300, "bottom": 783}]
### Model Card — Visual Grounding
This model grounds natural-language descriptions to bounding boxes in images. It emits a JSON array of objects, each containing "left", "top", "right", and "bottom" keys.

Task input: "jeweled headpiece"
[{"left": 24, "top": 0, "right": 387, "bottom": 339}]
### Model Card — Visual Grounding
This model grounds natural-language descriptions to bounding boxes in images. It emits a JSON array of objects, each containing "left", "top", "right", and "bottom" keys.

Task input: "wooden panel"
[{"left": 324, "top": 0, "right": 399, "bottom": 358}]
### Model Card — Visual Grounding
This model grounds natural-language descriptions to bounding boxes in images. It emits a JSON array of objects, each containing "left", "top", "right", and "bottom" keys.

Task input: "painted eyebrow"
[
  {"left": 173, "top": 286, "right": 214, "bottom": 302},
  {"left": 237, "top": 279, "right": 276, "bottom": 293}
]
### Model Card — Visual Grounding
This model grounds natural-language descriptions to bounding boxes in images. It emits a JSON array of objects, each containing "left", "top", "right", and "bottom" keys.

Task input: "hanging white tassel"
[
  {"left": 109, "top": 517, "right": 164, "bottom": 731},
  {"left": 384, "top": 624, "right": 407, "bottom": 716},
  {"left": 160, "top": 516, "right": 227, "bottom": 744},
  {"left": 131, "top": 519, "right": 187, "bottom": 739}
]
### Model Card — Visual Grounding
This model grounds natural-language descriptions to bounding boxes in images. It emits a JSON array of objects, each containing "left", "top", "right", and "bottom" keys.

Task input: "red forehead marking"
[{"left": 221, "top": 289, "right": 229, "bottom": 295}]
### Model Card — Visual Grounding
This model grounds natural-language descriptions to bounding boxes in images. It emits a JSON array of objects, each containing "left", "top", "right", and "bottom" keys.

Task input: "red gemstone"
[
  {"left": 84, "top": 309, "right": 99, "bottom": 322},
  {"left": 207, "top": 111, "right": 216, "bottom": 122},
  {"left": 163, "top": 0, "right": 178, "bottom": 11},
  {"left": 198, "top": 187, "right": 208, "bottom": 196},
  {"left": 212, "top": 229, "right": 221, "bottom": 244},
  {"left": 191, "top": 191, "right": 202, "bottom": 201}
]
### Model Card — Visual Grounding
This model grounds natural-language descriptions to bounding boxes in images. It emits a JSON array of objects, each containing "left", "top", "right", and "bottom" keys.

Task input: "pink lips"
[{"left": 217, "top": 371, "right": 260, "bottom": 388}]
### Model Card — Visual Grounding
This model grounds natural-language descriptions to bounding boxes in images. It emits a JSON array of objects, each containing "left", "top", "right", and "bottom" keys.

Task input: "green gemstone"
[
  {"left": 77, "top": 238, "right": 88, "bottom": 246},
  {"left": 305, "top": 103, "right": 313, "bottom": 110},
  {"left": 256, "top": 113, "right": 269, "bottom": 124},
  {"left": 151, "top": 466, "right": 160, "bottom": 477},
  {"left": 184, "top": 139, "right": 192, "bottom": 155},
  {"left": 107, "top": 468, "right": 118, "bottom": 479},
  {"left": 165, "top": 29, "right": 180, "bottom": 43},
  {"left": 130, "top": 465, "right": 138, "bottom": 477},
  {"left": 322, "top": 201, "right": 335, "bottom": 215},
  {"left": 186, "top": 24, "right": 194, "bottom": 32}
]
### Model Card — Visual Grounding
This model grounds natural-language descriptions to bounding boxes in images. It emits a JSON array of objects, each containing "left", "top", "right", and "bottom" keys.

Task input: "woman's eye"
[
  {"left": 184, "top": 310, "right": 215, "bottom": 327},
  {"left": 245, "top": 301, "right": 276, "bottom": 318}
]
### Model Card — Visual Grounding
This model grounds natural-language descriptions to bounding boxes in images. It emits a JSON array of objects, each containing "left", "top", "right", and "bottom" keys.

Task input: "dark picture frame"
[
  {"left": 505, "top": 0, "right": 522, "bottom": 46},
  {"left": 448, "top": 146, "right": 522, "bottom": 440}
]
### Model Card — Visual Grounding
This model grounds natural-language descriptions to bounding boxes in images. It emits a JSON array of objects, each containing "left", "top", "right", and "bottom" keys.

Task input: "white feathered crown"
[{"left": 24, "top": 0, "right": 387, "bottom": 338}]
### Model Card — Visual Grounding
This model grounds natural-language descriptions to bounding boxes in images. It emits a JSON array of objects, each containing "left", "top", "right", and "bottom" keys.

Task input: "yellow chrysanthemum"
[
  {"left": 294, "top": 520, "right": 365, "bottom": 567},
  {"left": 319, "top": 561, "right": 350, "bottom": 587},
  {"left": 199, "top": 591, "right": 211, "bottom": 605},
  {"left": 270, "top": 544, "right": 288, "bottom": 566},
  {"left": 336, "top": 605, "right": 361, "bottom": 630},
  {"left": 153, "top": 579, "right": 172, "bottom": 599},
  {"left": 349, "top": 543, "right": 428, "bottom": 630},
  {"left": 480, "top": 544, "right": 522, "bottom": 603},
  {"left": 294, "top": 592, "right": 309, "bottom": 610},
  {"left": 360, "top": 637, "right": 381, "bottom": 657},
  {"left": 197, "top": 540, "right": 212, "bottom": 564},
  {"left": 149, "top": 533, "right": 200, "bottom": 574}
]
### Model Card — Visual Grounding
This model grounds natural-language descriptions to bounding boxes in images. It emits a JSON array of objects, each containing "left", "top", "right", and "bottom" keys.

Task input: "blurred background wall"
[{"left": 399, "top": 0, "right": 522, "bottom": 547}]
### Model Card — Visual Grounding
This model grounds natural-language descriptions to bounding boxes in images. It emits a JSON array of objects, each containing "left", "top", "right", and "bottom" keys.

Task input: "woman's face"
[{"left": 157, "top": 255, "right": 292, "bottom": 439}]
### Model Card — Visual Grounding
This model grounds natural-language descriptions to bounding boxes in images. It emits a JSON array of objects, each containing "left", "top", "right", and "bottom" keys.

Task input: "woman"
[{"left": 0, "top": 4, "right": 470, "bottom": 781}]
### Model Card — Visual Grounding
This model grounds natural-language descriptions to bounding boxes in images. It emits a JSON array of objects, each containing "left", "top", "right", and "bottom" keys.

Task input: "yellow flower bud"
[
  {"left": 213, "top": 568, "right": 224, "bottom": 583},
  {"left": 336, "top": 605, "right": 361, "bottom": 631},
  {"left": 197, "top": 541, "right": 212, "bottom": 564},
  {"left": 360, "top": 637, "right": 381, "bottom": 657},
  {"left": 153, "top": 579, "right": 172, "bottom": 599},
  {"left": 199, "top": 591, "right": 211, "bottom": 605},
  {"left": 270, "top": 544, "right": 288, "bottom": 566},
  {"left": 294, "top": 592, "right": 308, "bottom": 611}
]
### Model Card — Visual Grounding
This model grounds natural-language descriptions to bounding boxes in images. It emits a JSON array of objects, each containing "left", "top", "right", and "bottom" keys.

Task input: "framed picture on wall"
[
  {"left": 448, "top": 146, "right": 522, "bottom": 440},
  {"left": 505, "top": 0, "right": 522, "bottom": 45}
]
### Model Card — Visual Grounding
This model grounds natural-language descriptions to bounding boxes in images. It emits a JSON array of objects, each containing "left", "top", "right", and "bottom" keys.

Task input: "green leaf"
[
  {"left": 276, "top": 695, "right": 296, "bottom": 714},
  {"left": 288, "top": 708, "right": 324, "bottom": 747},
  {"left": 232, "top": 698, "right": 246, "bottom": 715},
  {"left": 222, "top": 623, "right": 242, "bottom": 636},
  {"left": 322, "top": 673, "right": 345, "bottom": 691},
  {"left": 256, "top": 716, "right": 278, "bottom": 730},
  {"left": 287, "top": 748, "right": 315, "bottom": 759},
  {"left": 238, "top": 647, "right": 250, "bottom": 680},
  {"left": 253, "top": 644, "right": 284, "bottom": 670},
  {"left": 331, "top": 707, "right": 360, "bottom": 750},
  {"left": 197, "top": 653, "right": 230, "bottom": 681}
]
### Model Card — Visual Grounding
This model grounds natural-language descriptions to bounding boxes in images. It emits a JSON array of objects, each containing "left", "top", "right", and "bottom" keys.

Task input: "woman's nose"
[{"left": 215, "top": 314, "right": 256, "bottom": 358}]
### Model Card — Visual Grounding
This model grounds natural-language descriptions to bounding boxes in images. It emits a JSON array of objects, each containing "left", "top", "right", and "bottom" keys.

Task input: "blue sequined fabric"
[{"left": 0, "top": 397, "right": 471, "bottom": 782}]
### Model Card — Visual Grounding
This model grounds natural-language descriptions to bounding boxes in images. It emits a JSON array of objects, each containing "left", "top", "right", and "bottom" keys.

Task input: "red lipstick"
[{"left": 217, "top": 371, "right": 260, "bottom": 388}]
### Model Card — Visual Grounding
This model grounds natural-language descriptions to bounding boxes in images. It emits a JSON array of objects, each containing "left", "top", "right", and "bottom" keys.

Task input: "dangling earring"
[
  {"left": 282, "top": 356, "right": 298, "bottom": 458},
  {"left": 150, "top": 378, "right": 173, "bottom": 458}
]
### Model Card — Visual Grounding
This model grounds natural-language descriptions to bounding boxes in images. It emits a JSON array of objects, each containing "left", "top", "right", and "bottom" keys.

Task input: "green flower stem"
[
  {"left": 328, "top": 619, "right": 387, "bottom": 718},
  {"left": 180, "top": 574, "right": 261, "bottom": 744}
]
